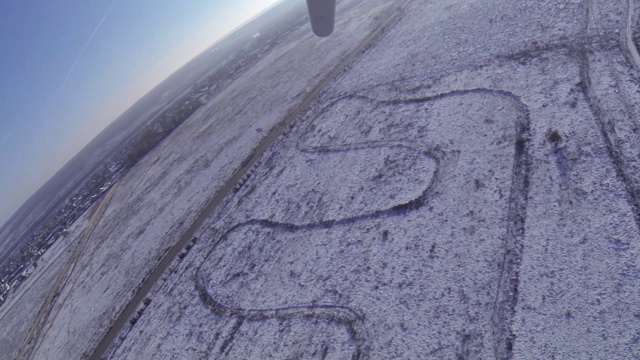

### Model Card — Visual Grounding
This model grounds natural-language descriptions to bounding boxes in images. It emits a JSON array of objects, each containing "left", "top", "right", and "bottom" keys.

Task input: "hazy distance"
[{"left": 0, "top": 0, "right": 282, "bottom": 227}]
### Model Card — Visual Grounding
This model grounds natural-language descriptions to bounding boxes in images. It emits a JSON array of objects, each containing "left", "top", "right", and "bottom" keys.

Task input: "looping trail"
[
  {"left": 88, "top": 3, "right": 416, "bottom": 358},
  {"left": 195, "top": 88, "right": 532, "bottom": 359}
]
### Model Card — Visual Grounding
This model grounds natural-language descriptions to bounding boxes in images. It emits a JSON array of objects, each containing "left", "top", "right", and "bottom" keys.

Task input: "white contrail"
[{"left": 57, "top": 4, "right": 113, "bottom": 95}]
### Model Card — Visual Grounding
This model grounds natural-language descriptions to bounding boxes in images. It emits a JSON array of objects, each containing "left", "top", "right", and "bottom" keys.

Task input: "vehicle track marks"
[
  {"left": 625, "top": 0, "right": 640, "bottom": 70},
  {"left": 580, "top": 0, "right": 640, "bottom": 232},
  {"left": 196, "top": 88, "right": 531, "bottom": 359},
  {"left": 89, "top": 2, "right": 414, "bottom": 359},
  {"left": 16, "top": 186, "right": 117, "bottom": 360}
]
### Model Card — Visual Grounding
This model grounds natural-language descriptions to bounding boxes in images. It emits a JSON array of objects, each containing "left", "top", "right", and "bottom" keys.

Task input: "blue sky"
[{"left": 0, "top": 0, "right": 281, "bottom": 226}]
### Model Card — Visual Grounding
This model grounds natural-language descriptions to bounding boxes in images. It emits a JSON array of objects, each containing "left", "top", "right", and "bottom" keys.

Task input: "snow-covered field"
[
  {"left": 4, "top": 0, "right": 640, "bottom": 359},
  {"left": 108, "top": 0, "right": 640, "bottom": 359},
  {"left": 0, "top": 1, "right": 400, "bottom": 359},
  {"left": 0, "top": 207, "right": 90, "bottom": 357}
]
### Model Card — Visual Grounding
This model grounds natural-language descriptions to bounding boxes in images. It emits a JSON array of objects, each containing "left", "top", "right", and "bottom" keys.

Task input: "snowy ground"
[
  {"left": 107, "top": 0, "right": 640, "bottom": 359},
  {"left": 0, "top": 207, "right": 90, "bottom": 356},
  {"left": 0, "top": 1, "right": 399, "bottom": 359},
  {"left": 5, "top": 0, "right": 640, "bottom": 359}
]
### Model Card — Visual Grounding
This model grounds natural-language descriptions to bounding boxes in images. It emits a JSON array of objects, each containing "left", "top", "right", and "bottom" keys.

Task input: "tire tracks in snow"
[
  {"left": 17, "top": 186, "right": 117, "bottom": 360},
  {"left": 195, "top": 88, "right": 531, "bottom": 359},
  {"left": 89, "top": 1, "right": 414, "bottom": 358},
  {"left": 580, "top": 0, "right": 640, "bottom": 231}
]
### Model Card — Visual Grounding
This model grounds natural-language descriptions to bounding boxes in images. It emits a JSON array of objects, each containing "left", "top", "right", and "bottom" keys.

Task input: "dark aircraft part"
[{"left": 306, "top": 0, "right": 336, "bottom": 37}]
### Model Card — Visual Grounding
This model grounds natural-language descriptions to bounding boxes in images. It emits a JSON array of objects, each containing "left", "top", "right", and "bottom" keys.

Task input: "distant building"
[
  {"left": 20, "top": 264, "right": 35, "bottom": 278},
  {"left": 99, "top": 182, "right": 112, "bottom": 192},
  {"left": 108, "top": 162, "right": 122, "bottom": 173}
]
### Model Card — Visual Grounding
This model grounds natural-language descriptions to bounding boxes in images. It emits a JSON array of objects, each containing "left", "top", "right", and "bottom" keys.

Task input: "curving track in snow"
[{"left": 196, "top": 88, "right": 532, "bottom": 359}]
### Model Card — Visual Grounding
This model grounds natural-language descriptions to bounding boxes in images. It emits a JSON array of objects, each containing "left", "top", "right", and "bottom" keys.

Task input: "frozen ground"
[
  {"left": 0, "top": 0, "right": 400, "bottom": 359},
  {"left": 107, "top": 0, "right": 640, "bottom": 359},
  {"left": 5, "top": 0, "right": 640, "bottom": 359},
  {"left": 0, "top": 205, "right": 90, "bottom": 356}
]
